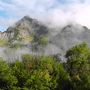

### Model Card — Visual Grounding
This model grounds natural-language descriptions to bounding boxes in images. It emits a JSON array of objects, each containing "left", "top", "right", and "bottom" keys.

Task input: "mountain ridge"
[{"left": 0, "top": 16, "right": 90, "bottom": 61}]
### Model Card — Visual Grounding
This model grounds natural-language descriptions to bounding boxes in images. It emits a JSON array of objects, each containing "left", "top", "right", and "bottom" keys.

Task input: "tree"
[
  {"left": 0, "top": 58, "right": 17, "bottom": 90},
  {"left": 22, "top": 55, "right": 55, "bottom": 90},
  {"left": 65, "top": 43, "right": 90, "bottom": 90},
  {"left": 11, "top": 60, "right": 29, "bottom": 89},
  {"left": 22, "top": 55, "right": 69, "bottom": 90}
]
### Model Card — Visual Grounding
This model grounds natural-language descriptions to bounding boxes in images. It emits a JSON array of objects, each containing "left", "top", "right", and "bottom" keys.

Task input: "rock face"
[
  {"left": 2, "top": 16, "right": 49, "bottom": 45},
  {"left": 0, "top": 16, "right": 90, "bottom": 61}
]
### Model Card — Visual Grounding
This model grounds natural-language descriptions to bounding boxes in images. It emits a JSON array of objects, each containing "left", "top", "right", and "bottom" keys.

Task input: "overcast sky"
[{"left": 0, "top": 0, "right": 90, "bottom": 31}]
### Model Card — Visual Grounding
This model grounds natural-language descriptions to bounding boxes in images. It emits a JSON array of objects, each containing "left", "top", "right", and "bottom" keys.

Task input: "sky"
[{"left": 1, "top": 0, "right": 90, "bottom": 31}]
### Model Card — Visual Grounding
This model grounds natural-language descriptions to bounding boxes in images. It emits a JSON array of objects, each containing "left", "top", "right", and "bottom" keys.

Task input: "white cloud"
[
  {"left": 1, "top": 0, "right": 90, "bottom": 31},
  {"left": 46, "top": 1, "right": 90, "bottom": 28}
]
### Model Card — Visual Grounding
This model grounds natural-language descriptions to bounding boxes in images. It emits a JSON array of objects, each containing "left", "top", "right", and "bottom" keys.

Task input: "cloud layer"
[{"left": 0, "top": 0, "right": 90, "bottom": 31}]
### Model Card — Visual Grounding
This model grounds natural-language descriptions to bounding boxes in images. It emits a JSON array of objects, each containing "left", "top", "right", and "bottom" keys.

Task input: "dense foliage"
[
  {"left": 0, "top": 43, "right": 90, "bottom": 90},
  {"left": 65, "top": 43, "right": 90, "bottom": 90}
]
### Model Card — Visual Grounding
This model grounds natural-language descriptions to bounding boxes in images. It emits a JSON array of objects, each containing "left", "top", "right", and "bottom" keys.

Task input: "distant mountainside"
[
  {"left": 0, "top": 16, "right": 90, "bottom": 61},
  {"left": 51, "top": 24, "right": 90, "bottom": 52}
]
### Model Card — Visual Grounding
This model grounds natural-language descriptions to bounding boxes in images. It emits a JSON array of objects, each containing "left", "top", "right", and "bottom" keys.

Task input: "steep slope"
[{"left": 1, "top": 16, "right": 49, "bottom": 47}]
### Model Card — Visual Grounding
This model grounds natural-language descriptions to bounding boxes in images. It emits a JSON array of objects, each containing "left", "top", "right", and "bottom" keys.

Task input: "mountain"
[
  {"left": 0, "top": 16, "right": 50, "bottom": 61},
  {"left": 0, "top": 16, "right": 49, "bottom": 46},
  {"left": 51, "top": 24, "right": 90, "bottom": 52},
  {"left": 0, "top": 16, "right": 90, "bottom": 61}
]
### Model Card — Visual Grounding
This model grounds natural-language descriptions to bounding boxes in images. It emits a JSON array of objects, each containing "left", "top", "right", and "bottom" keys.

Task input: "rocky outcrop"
[{"left": 1, "top": 16, "right": 49, "bottom": 45}]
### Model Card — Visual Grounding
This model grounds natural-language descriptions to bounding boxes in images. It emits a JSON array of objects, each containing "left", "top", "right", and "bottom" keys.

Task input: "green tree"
[
  {"left": 11, "top": 60, "right": 29, "bottom": 89},
  {"left": 0, "top": 58, "right": 17, "bottom": 90},
  {"left": 22, "top": 55, "right": 68, "bottom": 90},
  {"left": 22, "top": 55, "right": 54, "bottom": 90},
  {"left": 65, "top": 43, "right": 90, "bottom": 90}
]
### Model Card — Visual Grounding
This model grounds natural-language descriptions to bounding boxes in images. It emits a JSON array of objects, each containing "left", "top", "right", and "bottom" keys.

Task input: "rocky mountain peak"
[
  {"left": 22, "top": 15, "right": 33, "bottom": 20},
  {"left": 61, "top": 23, "right": 88, "bottom": 34},
  {"left": 15, "top": 16, "right": 40, "bottom": 27},
  {"left": 0, "top": 16, "right": 49, "bottom": 46}
]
